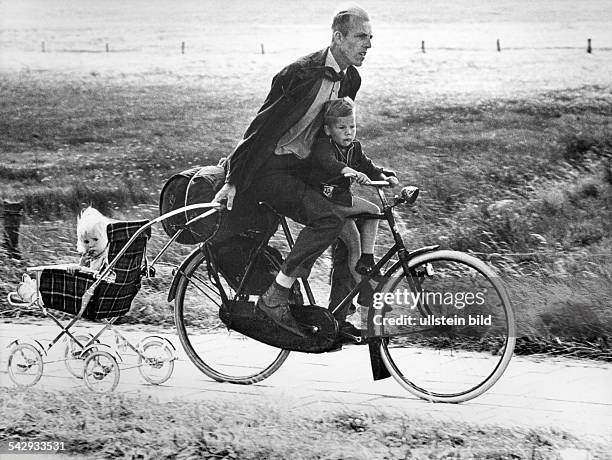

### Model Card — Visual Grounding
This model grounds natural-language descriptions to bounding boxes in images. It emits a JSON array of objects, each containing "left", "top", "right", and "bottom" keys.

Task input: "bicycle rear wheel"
[
  {"left": 174, "top": 248, "right": 289, "bottom": 384},
  {"left": 372, "top": 250, "right": 515, "bottom": 403}
]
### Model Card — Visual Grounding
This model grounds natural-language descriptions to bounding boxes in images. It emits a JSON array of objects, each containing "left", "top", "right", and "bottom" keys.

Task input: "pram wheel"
[
  {"left": 137, "top": 337, "right": 175, "bottom": 385},
  {"left": 8, "top": 343, "right": 44, "bottom": 387},
  {"left": 64, "top": 334, "right": 97, "bottom": 379},
  {"left": 83, "top": 350, "right": 120, "bottom": 392}
]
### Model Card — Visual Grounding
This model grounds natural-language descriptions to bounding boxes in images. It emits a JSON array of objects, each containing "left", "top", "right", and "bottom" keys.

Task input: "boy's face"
[{"left": 324, "top": 114, "right": 356, "bottom": 148}]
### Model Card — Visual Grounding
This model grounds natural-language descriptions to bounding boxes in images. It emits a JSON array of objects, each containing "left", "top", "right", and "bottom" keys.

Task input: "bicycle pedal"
[{"left": 339, "top": 332, "right": 363, "bottom": 344}]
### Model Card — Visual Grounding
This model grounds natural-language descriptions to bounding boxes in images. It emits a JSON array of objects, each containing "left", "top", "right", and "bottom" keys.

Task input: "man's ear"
[
  {"left": 332, "top": 30, "right": 344, "bottom": 44},
  {"left": 323, "top": 124, "right": 332, "bottom": 136}
]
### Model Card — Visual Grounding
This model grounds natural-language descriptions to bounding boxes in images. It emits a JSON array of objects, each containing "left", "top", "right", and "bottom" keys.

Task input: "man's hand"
[{"left": 213, "top": 183, "right": 237, "bottom": 210}]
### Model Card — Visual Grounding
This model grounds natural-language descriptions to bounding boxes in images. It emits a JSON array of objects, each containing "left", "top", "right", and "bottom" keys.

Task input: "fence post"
[
  {"left": 2, "top": 200, "right": 24, "bottom": 260},
  {"left": 105, "top": 43, "right": 109, "bottom": 53},
  {"left": 421, "top": 40, "right": 425, "bottom": 53},
  {"left": 41, "top": 41, "right": 45, "bottom": 53},
  {"left": 181, "top": 41, "right": 185, "bottom": 54},
  {"left": 261, "top": 43, "right": 265, "bottom": 55},
  {"left": 587, "top": 38, "right": 592, "bottom": 53},
  {"left": 497, "top": 39, "right": 501, "bottom": 52}
]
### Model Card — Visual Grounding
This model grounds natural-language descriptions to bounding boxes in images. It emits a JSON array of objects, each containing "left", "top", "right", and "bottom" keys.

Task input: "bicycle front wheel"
[
  {"left": 174, "top": 248, "right": 289, "bottom": 384},
  {"left": 372, "top": 250, "right": 515, "bottom": 403}
]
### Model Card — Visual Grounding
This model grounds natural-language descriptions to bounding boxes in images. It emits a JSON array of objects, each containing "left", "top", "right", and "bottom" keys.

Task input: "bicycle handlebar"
[
  {"left": 341, "top": 173, "right": 391, "bottom": 187},
  {"left": 323, "top": 174, "right": 419, "bottom": 205},
  {"left": 365, "top": 180, "right": 392, "bottom": 187}
]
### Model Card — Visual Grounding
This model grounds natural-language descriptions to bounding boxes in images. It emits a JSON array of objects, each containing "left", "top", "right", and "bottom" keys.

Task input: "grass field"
[
  {"left": 1, "top": 1, "right": 611, "bottom": 353},
  {"left": 1, "top": 388, "right": 610, "bottom": 459}
]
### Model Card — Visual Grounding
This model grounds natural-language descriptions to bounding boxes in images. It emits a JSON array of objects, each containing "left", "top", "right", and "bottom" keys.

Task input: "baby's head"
[
  {"left": 323, "top": 97, "right": 356, "bottom": 148},
  {"left": 76, "top": 207, "right": 109, "bottom": 257}
]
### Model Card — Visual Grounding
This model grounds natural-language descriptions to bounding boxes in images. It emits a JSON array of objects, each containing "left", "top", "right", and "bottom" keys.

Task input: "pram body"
[{"left": 7, "top": 219, "right": 176, "bottom": 392}]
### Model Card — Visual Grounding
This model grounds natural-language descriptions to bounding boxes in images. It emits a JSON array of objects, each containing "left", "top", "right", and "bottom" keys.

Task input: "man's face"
[
  {"left": 324, "top": 115, "right": 357, "bottom": 148},
  {"left": 335, "top": 18, "right": 372, "bottom": 67}
]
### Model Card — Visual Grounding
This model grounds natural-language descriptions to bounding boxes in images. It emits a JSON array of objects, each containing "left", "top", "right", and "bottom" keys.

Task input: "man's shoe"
[{"left": 256, "top": 297, "right": 306, "bottom": 337}]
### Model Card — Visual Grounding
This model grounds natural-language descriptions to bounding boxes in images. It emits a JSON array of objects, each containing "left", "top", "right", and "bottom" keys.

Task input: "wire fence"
[{"left": 31, "top": 38, "right": 607, "bottom": 56}]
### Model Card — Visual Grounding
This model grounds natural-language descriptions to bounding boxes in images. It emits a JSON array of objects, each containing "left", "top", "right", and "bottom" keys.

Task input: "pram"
[{"left": 6, "top": 219, "right": 176, "bottom": 393}]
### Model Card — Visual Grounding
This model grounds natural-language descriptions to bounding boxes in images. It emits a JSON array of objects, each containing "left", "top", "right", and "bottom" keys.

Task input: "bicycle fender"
[
  {"left": 167, "top": 246, "right": 205, "bottom": 302},
  {"left": 369, "top": 339, "right": 391, "bottom": 380}
]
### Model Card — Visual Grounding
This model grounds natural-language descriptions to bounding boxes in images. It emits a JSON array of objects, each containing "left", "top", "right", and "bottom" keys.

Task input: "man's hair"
[
  {"left": 323, "top": 97, "right": 355, "bottom": 125},
  {"left": 332, "top": 3, "right": 370, "bottom": 36}
]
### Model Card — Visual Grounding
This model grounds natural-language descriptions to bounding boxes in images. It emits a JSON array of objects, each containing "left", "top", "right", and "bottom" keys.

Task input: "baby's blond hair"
[{"left": 76, "top": 206, "right": 110, "bottom": 253}]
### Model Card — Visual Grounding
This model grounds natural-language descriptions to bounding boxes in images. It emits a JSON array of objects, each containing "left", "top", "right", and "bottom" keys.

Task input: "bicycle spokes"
[{"left": 372, "top": 251, "right": 515, "bottom": 402}]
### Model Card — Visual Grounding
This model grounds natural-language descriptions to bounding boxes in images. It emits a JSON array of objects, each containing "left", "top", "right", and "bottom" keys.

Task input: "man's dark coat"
[{"left": 225, "top": 48, "right": 361, "bottom": 192}]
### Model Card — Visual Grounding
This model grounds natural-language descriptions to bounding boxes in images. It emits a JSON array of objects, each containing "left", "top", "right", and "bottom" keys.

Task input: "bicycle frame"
[{"left": 218, "top": 185, "right": 439, "bottom": 326}]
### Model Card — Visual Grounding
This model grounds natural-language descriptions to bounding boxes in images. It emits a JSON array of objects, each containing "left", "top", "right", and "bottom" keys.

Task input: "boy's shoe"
[{"left": 355, "top": 257, "right": 383, "bottom": 280}]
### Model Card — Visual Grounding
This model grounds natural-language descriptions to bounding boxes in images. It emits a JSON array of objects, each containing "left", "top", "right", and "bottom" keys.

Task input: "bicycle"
[{"left": 170, "top": 180, "right": 516, "bottom": 403}]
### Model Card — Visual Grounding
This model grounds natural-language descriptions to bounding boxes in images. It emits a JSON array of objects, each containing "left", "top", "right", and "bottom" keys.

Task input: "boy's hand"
[
  {"left": 343, "top": 169, "right": 370, "bottom": 184},
  {"left": 386, "top": 175, "right": 400, "bottom": 187},
  {"left": 213, "top": 183, "right": 236, "bottom": 210},
  {"left": 353, "top": 172, "right": 371, "bottom": 184}
]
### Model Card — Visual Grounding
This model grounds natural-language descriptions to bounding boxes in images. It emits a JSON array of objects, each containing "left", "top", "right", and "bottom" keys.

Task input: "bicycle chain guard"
[{"left": 219, "top": 300, "right": 339, "bottom": 353}]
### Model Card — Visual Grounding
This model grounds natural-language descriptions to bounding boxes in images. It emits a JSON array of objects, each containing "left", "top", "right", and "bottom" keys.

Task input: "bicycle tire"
[
  {"left": 372, "top": 250, "right": 515, "bottom": 403},
  {"left": 174, "top": 248, "right": 289, "bottom": 384}
]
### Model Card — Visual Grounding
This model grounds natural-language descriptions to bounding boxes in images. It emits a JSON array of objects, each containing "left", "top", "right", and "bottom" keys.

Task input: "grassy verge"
[
  {"left": 1, "top": 75, "right": 610, "bottom": 360},
  {"left": 0, "top": 388, "right": 608, "bottom": 459}
]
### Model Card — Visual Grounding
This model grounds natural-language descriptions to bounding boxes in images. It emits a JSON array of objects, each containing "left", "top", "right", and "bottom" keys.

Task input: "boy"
[{"left": 309, "top": 97, "right": 398, "bottom": 287}]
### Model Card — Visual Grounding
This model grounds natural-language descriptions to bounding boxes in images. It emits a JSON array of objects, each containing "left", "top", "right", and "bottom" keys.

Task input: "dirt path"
[{"left": 1, "top": 321, "right": 611, "bottom": 446}]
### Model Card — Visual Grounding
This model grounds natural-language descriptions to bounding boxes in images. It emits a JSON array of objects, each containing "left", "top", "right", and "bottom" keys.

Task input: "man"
[{"left": 214, "top": 4, "right": 374, "bottom": 336}]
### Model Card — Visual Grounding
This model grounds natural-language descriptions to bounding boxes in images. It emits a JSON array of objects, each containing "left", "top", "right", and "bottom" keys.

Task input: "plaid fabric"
[{"left": 39, "top": 220, "right": 150, "bottom": 320}]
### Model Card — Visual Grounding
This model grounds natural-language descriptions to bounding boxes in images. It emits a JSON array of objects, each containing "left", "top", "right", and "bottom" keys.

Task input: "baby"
[
  {"left": 15, "top": 207, "right": 112, "bottom": 303},
  {"left": 309, "top": 97, "right": 399, "bottom": 285},
  {"left": 74, "top": 206, "right": 111, "bottom": 273}
]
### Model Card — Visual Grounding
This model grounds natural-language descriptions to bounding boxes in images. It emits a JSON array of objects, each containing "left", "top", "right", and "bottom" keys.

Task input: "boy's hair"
[
  {"left": 323, "top": 97, "right": 355, "bottom": 125},
  {"left": 76, "top": 206, "right": 110, "bottom": 253}
]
